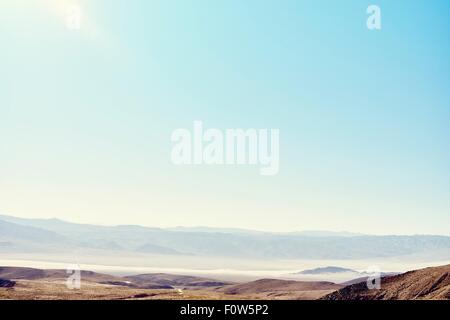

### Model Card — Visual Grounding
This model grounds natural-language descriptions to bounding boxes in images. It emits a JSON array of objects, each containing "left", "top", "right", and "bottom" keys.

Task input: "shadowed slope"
[{"left": 322, "top": 264, "right": 450, "bottom": 300}]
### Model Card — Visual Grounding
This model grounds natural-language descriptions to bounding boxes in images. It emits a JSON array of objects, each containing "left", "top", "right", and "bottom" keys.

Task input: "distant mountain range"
[
  {"left": 296, "top": 266, "right": 359, "bottom": 275},
  {"left": 1, "top": 214, "right": 450, "bottom": 260}
]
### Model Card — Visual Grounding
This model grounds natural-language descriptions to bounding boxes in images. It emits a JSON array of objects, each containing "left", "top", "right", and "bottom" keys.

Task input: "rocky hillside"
[{"left": 322, "top": 264, "right": 450, "bottom": 300}]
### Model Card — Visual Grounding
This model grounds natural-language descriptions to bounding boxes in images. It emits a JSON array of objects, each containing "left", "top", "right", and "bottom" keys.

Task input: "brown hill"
[
  {"left": 0, "top": 267, "right": 123, "bottom": 282},
  {"left": 0, "top": 267, "right": 229, "bottom": 290},
  {"left": 322, "top": 264, "right": 450, "bottom": 300},
  {"left": 125, "top": 273, "right": 231, "bottom": 288},
  {"left": 0, "top": 267, "right": 170, "bottom": 289},
  {"left": 219, "top": 278, "right": 342, "bottom": 300},
  {"left": 0, "top": 267, "right": 47, "bottom": 280}
]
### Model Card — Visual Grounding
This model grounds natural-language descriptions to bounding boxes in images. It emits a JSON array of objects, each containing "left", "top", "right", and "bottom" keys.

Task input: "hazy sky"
[{"left": 1, "top": 0, "right": 449, "bottom": 235}]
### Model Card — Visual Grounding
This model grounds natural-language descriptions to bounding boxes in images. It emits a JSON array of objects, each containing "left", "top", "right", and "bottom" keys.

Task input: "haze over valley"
[{"left": 1, "top": 214, "right": 449, "bottom": 283}]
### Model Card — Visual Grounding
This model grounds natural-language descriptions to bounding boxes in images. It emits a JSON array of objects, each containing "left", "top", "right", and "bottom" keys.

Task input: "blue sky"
[{"left": 1, "top": 0, "right": 449, "bottom": 235}]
